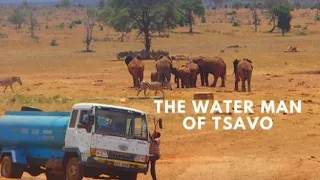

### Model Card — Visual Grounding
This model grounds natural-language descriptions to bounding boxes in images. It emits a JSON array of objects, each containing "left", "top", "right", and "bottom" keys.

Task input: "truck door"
[{"left": 77, "top": 110, "right": 94, "bottom": 155}]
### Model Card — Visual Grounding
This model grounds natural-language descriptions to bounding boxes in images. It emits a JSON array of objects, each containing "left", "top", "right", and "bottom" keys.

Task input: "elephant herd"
[{"left": 125, "top": 55, "right": 253, "bottom": 92}]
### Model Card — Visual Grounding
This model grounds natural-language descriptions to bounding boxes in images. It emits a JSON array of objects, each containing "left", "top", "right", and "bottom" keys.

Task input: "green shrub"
[
  {"left": 225, "top": 11, "right": 237, "bottom": 16},
  {"left": 293, "top": 25, "right": 301, "bottom": 28},
  {"left": 45, "top": 24, "right": 49, "bottom": 29},
  {"left": 69, "top": 22, "right": 76, "bottom": 29},
  {"left": 232, "top": 21, "right": 240, "bottom": 27},
  {"left": 50, "top": 39, "right": 58, "bottom": 46},
  {"left": 201, "top": 16, "right": 206, "bottom": 23},
  {"left": 0, "top": 32, "right": 8, "bottom": 38},
  {"left": 55, "top": 23, "right": 65, "bottom": 29},
  {"left": 72, "top": 20, "right": 82, "bottom": 24}
]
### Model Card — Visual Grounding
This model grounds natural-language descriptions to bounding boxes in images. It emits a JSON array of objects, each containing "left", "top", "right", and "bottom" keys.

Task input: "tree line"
[{"left": 3, "top": 0, "right": 319, "bottom": 54}]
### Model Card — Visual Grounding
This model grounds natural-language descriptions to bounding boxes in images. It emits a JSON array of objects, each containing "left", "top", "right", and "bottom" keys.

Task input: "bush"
[
  {"left": 72, "top": 20, "right": 82, "bottom": 24},
  {"left": 225, "top": 11, "right": 237, "bottom": 16},
  {"left": 201, "top": 16, "right": 206, "bottom": 23},
  {"left": 232, "top": 20, "right": 240, "bottom": 27},
  {"left": 56, "top": 23, "right": 65, "bottom": 29},
  {"left": 297, "top": 31, "right": 307, "bottom": 36},
  {"left": 69, "top": 22, "right": 76, "bottom": 29},
  {"left": 0, "top": 32, "right": 8, "bottom": 38},
  {"left": 45, "top": 24, "right": 49, "bottom": 29},
  {"left": 50, "top": 39, "right": 58, "bottom": 46},
  {"left": 293, "top": 25, "right": 301, "bottom": 28}
]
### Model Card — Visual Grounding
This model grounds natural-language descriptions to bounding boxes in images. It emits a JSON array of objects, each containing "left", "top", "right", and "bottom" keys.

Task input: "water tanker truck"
[{"left": 0, "top": 103, "right": 151, "bottom": 180}]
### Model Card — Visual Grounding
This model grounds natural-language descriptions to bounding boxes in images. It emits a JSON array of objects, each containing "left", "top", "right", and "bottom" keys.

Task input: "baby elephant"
[
  {"left": 233, "top": 59, "right": 253, "bottom": 92},
  {"left": 137, "top": 81, "right": 172, "bottom": 97}
]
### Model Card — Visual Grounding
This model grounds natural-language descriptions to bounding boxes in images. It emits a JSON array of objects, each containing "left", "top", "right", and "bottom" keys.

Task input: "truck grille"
[{"left": 107, "top": 151, "right": 136, "bottom": 161}]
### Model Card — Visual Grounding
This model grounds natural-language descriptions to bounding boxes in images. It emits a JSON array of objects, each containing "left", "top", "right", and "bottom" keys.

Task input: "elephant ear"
[
  {"left": 136, "top": 55, "right": 142, "bottom": 61},
  {"left": 125, "top": 56, "right": 133, "bottom": 66},
  {"left": 233, "top": 59, "right": 240, "bottom": 73},
  {"left": 157, "top": 55, "right": 164, "bottom": 61},
  {"left": 244, "top": 58, "right": 252, "bottom": 64}
]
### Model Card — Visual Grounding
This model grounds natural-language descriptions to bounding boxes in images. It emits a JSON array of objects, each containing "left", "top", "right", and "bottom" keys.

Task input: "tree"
[
  {"left": 314, "top": 2, "right": 320, "bottom": 24},
  {"left": 180, "top": 0, "right": 205, "bottom": 33},
  {"left": 251, "top": 0, "right": 261, "bottom": 32},
  {"left": 60, "top": 0, "right": 70, "bottom": 8},
  {"left": 272, "top": 5, "right": 292, "bottom": 36},
  {"left": 109, "top": 0, "right": 180, "bottom": 58},
  {"left": 265, "top": 0, "right": 291, "bottom": 33},
  {"left": 99, "top": 6, "right": 133, "bottom": 42},
  {"left": 8, "top": 8, "right": 26, "bottom": 29},
  {"left": 83, "top": 8, "right": 97, "bottom": 52},
  {"left": 210, "top": 0, "right": 224, "bottom": 9},
  {"left": 26, "top": 8, "right": 38, "bottom": 38}
]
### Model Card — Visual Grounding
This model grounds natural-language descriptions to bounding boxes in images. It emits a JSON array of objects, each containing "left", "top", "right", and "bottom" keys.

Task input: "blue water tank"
[{"left": 0, "top": 111, "right": 71, "bottom": 149}]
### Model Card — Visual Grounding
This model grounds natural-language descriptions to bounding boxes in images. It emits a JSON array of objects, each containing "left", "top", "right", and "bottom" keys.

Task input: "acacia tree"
[
  {"left": 180, "top": 0, "right": 205, "bottom": 33},
  {"left": 8, "top": 8, "right": 26, "bottom": 29},
  {"left": 265, "top": 0, "right": 291, "bottom": 33},
  {"left": 83, "top": 8, "right": 97, "bottom": 52},
  {"left": 99, "top": 6, "right": 133, "bottom": 42},
  {"left": 272, "top": 5, "right": 292, "bottom": 36},
  {"left": 109, "top": 0, "right": 180, "bottom": 58},
  {"left": 251, "top": 0, "right": 262, "bottom": 32},
  {"left": 27, "top": 8, "right": 38, "bottom": 38}
]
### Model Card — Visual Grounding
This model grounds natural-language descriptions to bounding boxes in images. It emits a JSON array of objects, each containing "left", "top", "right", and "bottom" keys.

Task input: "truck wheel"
[
  {"left": 46, "top": 169, "right": 65, "bottom": 180},
  {"left": 66, "top": 157, "right": 84, "bottom": 180},
  {"left": 119, "top": 172, "right": 137, "bottom": 180},
  {"left": 1, "top": 156, "right": 24, "bottom": 179}
]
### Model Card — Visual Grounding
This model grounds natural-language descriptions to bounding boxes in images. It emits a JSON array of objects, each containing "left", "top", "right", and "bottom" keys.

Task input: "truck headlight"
[
  {"left": 135, "top": 155, "right": 146, "bottom": 163},
  {"left": 95, "top": 149, "right": 108, "bottom": 158}
]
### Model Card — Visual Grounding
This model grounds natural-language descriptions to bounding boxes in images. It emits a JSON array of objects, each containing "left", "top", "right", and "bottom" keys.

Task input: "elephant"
[
  {"left": 150, "top": 72, "right": 158, "bottom": 82},
  {"left": 177, "top": 65, "right": 191, "bottom": 88},
  {"left": 233, "top": 58, "right": 253, "bottom": 92},
  {"left": 170, "top": 66, "right": 179, "bottom": 85},
  {"left": 192, "top": 56, "right": 226, "bottom": 87},
  {"left": 155, "top": 55, "right": 172, "bottom": 85},
  {"left": 186, "top": 62, "right": 199, "bottom": 88},
  {"left": 125, "top": 55, "right": 144, "bottom": 88}
]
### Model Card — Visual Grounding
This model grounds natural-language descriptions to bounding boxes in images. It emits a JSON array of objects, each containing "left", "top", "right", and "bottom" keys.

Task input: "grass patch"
[
  {"left": 0, "top": 32, "right": 8, "bottom": 38},
  {"left": 4, "top": 94, "right": 71, "bottom": 105}
]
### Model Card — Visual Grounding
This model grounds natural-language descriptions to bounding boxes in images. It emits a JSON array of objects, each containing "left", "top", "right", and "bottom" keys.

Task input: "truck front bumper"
[{"left": 83, "top": 156, "right": 149, "bottom": 174}]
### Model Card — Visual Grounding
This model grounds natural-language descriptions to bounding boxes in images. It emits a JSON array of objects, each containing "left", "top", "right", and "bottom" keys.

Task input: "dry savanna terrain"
[{"left": 0, "top": 7, "right": 319, "bottom": 180}]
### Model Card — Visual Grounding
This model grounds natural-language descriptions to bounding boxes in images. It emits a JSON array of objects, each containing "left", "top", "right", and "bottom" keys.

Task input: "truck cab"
[
  {"left": 64, "top": 103, "right": 150, "bottom": 179},
  {"left": 0, "top": 103, "right": 150, "bottom": 180}
]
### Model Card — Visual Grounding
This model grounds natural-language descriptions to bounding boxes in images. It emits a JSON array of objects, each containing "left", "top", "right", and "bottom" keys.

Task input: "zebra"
[
  {"left": 0, "top": 76, "right": 22, "bottom": 93},
  {"left": 137, "top": 81, "right": 172, "bottom": 97}
]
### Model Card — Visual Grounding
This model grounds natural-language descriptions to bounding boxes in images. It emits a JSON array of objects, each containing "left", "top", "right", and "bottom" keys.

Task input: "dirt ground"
[{"left": 0, "top": 8, "right": 319, "bottom": 180}]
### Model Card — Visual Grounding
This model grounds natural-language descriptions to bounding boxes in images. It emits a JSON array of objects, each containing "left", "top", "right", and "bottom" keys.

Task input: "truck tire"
[
  {"left": 46, "top": 169, "right": 66, "bottom": 180},
  {"left": 66, "top": 157, "right": 84, "bottom": 180},
  {"left": 0, "top": 156, "right": 24, "bottom": 179},
  {"left": 119, "top": 172, "right": 137, "bottom": 180}
]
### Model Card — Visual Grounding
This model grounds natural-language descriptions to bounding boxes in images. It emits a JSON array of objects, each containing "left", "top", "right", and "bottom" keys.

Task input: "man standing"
[{"left": 149, "top": 131, "right": 161, "bottom": 180}]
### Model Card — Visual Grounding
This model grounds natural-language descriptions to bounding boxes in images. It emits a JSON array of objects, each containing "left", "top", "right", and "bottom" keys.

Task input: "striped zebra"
[
  {"left": 0, "top": 76, "right": 22, "bottom": 93},
  {"left": 137, "top": 81, "right": 172, "bottom": 97}
]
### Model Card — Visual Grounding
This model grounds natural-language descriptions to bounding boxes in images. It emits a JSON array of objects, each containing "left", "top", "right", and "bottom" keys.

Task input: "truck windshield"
[{"left": 95, "top": 108, "right": 148, "bottom": 140}]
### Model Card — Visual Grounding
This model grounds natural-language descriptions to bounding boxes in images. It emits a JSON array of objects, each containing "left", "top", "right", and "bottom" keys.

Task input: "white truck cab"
[{"left": 64, "top": 103, "right": 150, "bottom": 180}]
